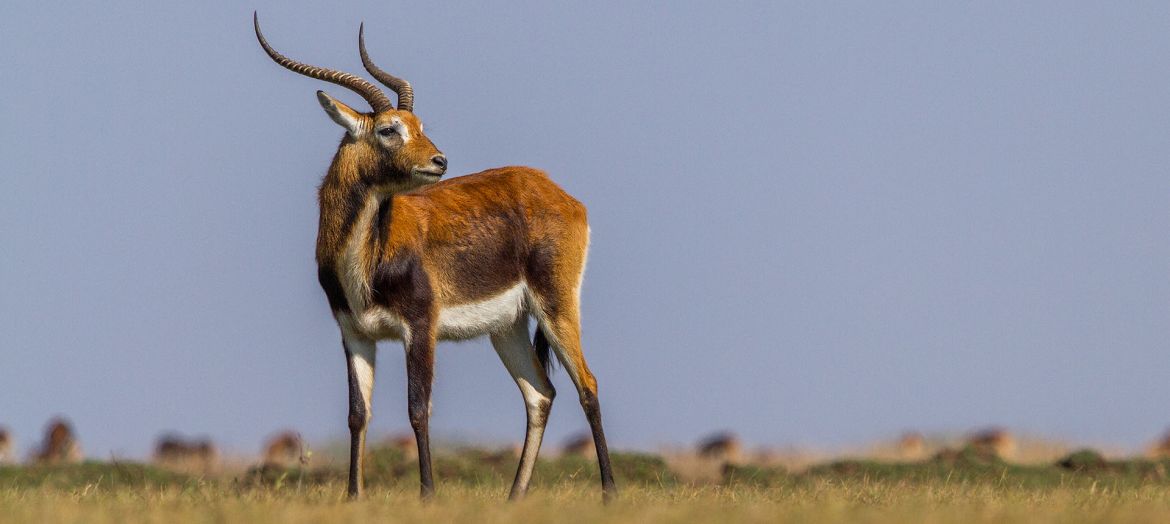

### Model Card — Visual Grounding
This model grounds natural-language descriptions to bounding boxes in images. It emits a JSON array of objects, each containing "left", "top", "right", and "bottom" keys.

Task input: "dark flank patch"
[
  {"left": 436, "top": 207, "right": 526, "bottom": 301},
  {"left": 370, "top": 251, "right": 433, "bottom": 323},
  {"left": 447, "top": 247, "right": 522, "bottom": 299},
  {"left": 317, "top": 266, "right": 349, "bottom": 313},
  {"left": 525, "top": 241, "right": 562, "bottom": 314}
]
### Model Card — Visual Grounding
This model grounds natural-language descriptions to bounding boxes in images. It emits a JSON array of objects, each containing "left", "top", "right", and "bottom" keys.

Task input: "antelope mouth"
[{"left": 411, "top": 167, "right": 445, "bottom": 181}]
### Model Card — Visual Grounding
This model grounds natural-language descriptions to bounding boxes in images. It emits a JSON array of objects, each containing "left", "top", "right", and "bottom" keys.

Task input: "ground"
[{"left": 4, "top": 447, "right": 1170, "bottom": 523}]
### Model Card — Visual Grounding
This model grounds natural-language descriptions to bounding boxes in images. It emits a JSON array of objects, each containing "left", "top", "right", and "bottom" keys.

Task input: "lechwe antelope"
[
  {"left": 262, "top": 431, "right": 304, "bottom": 468},
  {"left": 153, "top": 434, "right": 218, "bottom": 474},
  {"left": 0, "top": 427, "right": 11, "bottom": 464},
  {"left": 33, "top": 418, "right": 82, "bottom": 465},
  {"left": 254, "top": 15, "right": 617, "bottom": 501}
]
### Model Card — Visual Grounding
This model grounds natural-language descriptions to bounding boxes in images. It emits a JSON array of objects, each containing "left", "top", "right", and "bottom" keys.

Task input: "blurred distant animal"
[
  {"left": 382, "top": 433, "right": 418, "bottom": 461},
  {"left": 1147, "top": 430, "right": 1170, "bottom": 458},
  {"left": 562, "top": 432, "right": 597, "bottom": 458},
  {"left": 897, "top": 432, "right": 926, "bottom": 459},
  {"left": 478, "top": 444, "right": 524, "bottom": 467},
  {"left": 254, "top": 13, "right": 617, "bottom": 502},
  {"left": 967, "top": 428, "right": 1015, "bottom": 459},
  {"left": 34, "top": 418, "right": 82, "bottom": 465},
  {"left": 153, "top": 434, "right": 217, "bottom": 472},
  {"left": 0, "top": 427, "right": 11, "bottom": 463},
  {"left": 697, "top": 432, "right": 743, "bottom": 463},
  {"left": 263, "top": 431, "right": 303, "bottom": 468}
]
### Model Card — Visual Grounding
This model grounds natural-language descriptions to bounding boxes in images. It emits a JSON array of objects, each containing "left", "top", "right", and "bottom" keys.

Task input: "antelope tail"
[{"left": 534, "top": 327, "right": 555, "bottom": 376}]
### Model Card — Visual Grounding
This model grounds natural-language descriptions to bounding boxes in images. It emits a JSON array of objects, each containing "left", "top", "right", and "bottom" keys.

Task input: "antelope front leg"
[
  {"left": 343, "top": 334, "right": 377, "bottom": 499},
  {"left": 405, "top": 327, "right": 437, "bottom": 499}
]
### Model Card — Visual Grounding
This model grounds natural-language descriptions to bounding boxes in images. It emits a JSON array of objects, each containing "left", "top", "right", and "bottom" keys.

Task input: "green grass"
[
  {"left": 0, "top": 462, "right": 188, "bottom": 490},
  {"left": 238, "top": 448, "right": 677, "bottom": 490},
  {"left": 6, "top": 448, "right": 1170, "bottom": 522}
]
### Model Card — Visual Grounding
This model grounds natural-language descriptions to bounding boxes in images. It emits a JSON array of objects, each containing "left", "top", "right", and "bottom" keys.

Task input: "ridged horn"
[
  {"left": 254, "top": 12, "right": 394, "bottom": 113},
  {"left": 359, "top": 23, "right": 415, "bottom": 112}
]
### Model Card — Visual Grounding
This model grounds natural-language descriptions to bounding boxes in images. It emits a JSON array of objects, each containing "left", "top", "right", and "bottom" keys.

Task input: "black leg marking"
[
  {"left": 406, "top": 331, "right": 436, "bottom": 500},
  {"left": 582, "top": 390, "right": 617, "bottom": 502},
  {"left": 344, "top": 345, "right": 368, "bottom": 499}
]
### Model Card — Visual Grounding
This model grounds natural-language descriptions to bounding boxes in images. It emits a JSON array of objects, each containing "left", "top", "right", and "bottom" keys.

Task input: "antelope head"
[{"left": 255, "top": 14, "right": 447, "bottom": 188}]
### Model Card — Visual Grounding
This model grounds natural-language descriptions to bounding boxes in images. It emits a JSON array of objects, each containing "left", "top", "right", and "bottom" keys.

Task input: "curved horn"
[
  {"left": 359, "top": 23, "right": 415, "bottom": 112},
  {"left": 254, "top": 12, "right": 394, "bottom": 113}
]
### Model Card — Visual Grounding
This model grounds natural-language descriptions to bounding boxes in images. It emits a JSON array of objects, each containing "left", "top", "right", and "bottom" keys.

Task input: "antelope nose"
[{"left": 431, "top": 155, "right": 448, "bottom": 171}]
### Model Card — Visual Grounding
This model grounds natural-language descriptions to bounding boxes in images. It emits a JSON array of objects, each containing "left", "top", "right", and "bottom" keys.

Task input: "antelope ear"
[{"left": 317, "top": 91, "right": 367, "bottom": 137}]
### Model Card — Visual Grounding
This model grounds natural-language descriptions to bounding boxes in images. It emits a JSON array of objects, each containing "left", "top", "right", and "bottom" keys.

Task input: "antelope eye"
[{"left": 378, "top": 127, "right": 397, "bottom": 137}]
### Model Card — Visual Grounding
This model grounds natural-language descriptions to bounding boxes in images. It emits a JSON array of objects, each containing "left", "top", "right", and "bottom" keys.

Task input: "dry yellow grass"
[
  {"left": 6, "top": 437, "right": 1170, "bottom": 523},
  {"left": 5, "top": 481, "right": 1170, "bottom": 523}
]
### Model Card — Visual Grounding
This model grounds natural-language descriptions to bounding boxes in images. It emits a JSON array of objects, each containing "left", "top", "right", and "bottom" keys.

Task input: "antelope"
[
  {"left": 33, "top": 418, "right": 82, "bottom": 465},
  {"left": 697, "top": 432, "right": 743, "bottom": 464},
  {"left": 262, "top": 431, "right": 304, "bottom": 468},
  {"left": 0, "top": 427, "right": 11, "bottom": 464},
  {"left": 254, "top": 14, "right": 617, "bottom": 501},
  {"left": 967, "top": 427, "right": 1016, "bottom": 459},
  {"left": 896, "top": 431, "right": 927, "bottom": 460},
  {"left": 381, "top": 433, "right": 419, "bottom": 462},
  {"left": 153, "top": 434, "right": 218, "bottom": 473},
  {"left": 561, "top": 432, "right": 597, "bottom": 458},
  {"left": 1149, "top": 429, "right": 1170, "bottom": 458}
]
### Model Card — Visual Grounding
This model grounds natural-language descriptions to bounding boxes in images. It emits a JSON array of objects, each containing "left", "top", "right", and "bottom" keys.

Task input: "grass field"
[{"left": 5, "top": 447, "right": 1170, "bottom": 523}]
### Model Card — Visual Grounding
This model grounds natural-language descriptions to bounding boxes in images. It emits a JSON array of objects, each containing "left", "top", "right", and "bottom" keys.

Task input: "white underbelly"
[
  {"left": 352, "top": 283, "right": 529, "bottom": 342},
  {"left": 437, "top": 283, "right": 529, "bottom": 340}
]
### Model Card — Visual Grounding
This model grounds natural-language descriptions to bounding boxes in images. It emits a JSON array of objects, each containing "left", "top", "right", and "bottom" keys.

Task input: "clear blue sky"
[{"left": 2, "top": 1, "right": 1168, "bottom": 459}]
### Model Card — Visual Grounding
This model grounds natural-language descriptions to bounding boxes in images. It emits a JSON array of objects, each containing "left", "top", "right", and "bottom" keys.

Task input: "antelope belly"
[{"left": 437, "top": 283, "right": 528, "bottom": 340}]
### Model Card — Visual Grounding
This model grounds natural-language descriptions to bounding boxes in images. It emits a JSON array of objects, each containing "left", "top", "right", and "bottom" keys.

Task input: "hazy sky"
[{"left": 2, "top": 1, "right": 1168, "bottom": 460}]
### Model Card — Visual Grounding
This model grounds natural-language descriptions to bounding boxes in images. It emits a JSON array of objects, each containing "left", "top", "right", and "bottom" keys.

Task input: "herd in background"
[
  {"left": 2, "top": 418, "right": 1170, "bottom": 472},
  {"left": 0, "top": 418, "right": 82, "bottom": 465}
]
